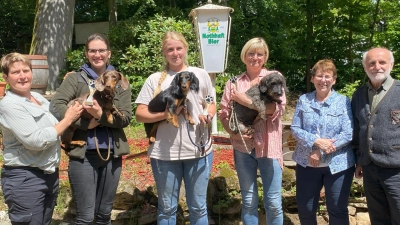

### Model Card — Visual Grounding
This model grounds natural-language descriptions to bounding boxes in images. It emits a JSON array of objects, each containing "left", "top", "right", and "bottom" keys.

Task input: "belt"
[{"left": 3, "top": 165, "right": 42, "bottom": 171}]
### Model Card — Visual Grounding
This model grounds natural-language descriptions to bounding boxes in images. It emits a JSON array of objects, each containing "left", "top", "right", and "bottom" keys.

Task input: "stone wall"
[{"left": 0, "top": 166, "right": 371, "bottom": 225}]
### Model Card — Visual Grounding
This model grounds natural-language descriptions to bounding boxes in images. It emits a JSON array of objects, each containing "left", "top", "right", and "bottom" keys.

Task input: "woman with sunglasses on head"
[
  {"left": 219, "top": 37, "right": 286, "bottom": 225},
  {"left": 291, "top": 59, "right": 355, "bottom": 225},
  {"left": 50, "top": 33, "right": 132, "bottom": 225}
]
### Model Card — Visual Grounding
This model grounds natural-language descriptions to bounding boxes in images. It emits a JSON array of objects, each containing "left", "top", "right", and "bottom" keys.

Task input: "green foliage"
[
  {"left": 108, "top": 15, "right": 200, "bottom": 123},
  {"left": 337, "top": 80, "right": 361, "bottom": 99}
]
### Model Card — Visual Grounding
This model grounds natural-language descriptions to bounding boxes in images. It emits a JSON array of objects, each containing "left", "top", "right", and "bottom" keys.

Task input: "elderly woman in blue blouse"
[{"left": 291, "top": 59, "right": 355, "bottom": 225}]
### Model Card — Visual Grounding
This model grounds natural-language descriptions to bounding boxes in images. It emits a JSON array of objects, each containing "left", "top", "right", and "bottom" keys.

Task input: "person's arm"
[
  {"left": 329, "top": 97, "right": 353, "bottom": 151},
  {"left": 135, "top": 104, "right": 168, "bottom": 123},
  {"left": 1, "top": 99, "right": 81, "bottom": 150},
  {"left": 351, "top": 91, "right": 362, "bottom": 178},
  {"left": 290, "top": 96, "right": 319, "bottom": 151},
  {"left": 53, "top": 101, "right": 83, "bottom": 135},
  {"left": 50, "top": 73, "right": 92, "bottom": 130},
  {"left": 218, "top": 79, "right": 252, "bottom": 140}
]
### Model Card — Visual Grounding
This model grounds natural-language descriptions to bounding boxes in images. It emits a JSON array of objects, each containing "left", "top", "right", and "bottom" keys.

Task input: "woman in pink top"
[{"left": 219, "top": 37, "right": 286, "bottom": 225}]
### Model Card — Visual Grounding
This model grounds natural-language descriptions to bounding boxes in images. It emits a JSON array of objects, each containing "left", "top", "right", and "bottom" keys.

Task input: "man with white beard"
[{"left": 351, "top": 47, "right": 400, "bottom": 225}]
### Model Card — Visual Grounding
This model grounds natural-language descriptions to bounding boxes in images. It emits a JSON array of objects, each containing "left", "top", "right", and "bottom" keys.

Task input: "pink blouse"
[{"left": 219, "top": 68, "right": 286, "bottom": 168}]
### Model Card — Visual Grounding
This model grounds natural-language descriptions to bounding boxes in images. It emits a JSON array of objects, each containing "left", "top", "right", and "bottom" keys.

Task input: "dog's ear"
[
  {"left": 189, "top": 72, "right": 200, "bottom": 92},
  {"left": 172, "top": 72, "right": 181, "bottom": 86},
  {"left": 94, "top": 75, "right": 105, "bottom": 91},
  {"left": 170, "top": 73, "right": 182, "bottom": 95},
  {"left": 118, "top": 72, "right": 130, "bottom": 90},
  {"left": 259, "top": 82, "right": 268, "bottom": 93}
]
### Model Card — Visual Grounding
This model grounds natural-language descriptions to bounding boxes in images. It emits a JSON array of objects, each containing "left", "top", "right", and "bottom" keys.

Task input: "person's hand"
[
  {"left": 314, "top": 138, "right": 336, "bottom": 154},
  {"left": 65, "top": 101, "right": 83, "bottom": 124},
  {"left": 63, "top": 71, "right": 75, "bottom": 80},
  {"left": 355, "top": 165, "right": 363, "bottom": 179},
  {"left": 231, "top": 132, "right": 253, "bottom": 141},
  {"left": 199, "top": 113, "right": 212, "bottom": 124},
  {"left": 308, "top": 149, "right": 321, "bottom": 167},
  {"left": 231, "top": 89, "right": 250, "bottom": 107},
  {"left": 83, "top": 99, "right": 102, "bottom": 119},
  {"left": 265, "top": 102, "right": 276, "bottom": 115}
]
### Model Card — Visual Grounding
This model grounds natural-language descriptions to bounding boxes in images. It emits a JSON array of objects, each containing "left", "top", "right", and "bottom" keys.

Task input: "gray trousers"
[{"left": 1, "top": 166, "right": 59, "bottom": 225}]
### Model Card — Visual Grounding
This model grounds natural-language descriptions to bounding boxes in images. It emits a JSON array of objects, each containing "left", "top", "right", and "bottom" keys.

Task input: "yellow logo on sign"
[{"left": 207, "top": 18, "right": 220, "bottom": 33}]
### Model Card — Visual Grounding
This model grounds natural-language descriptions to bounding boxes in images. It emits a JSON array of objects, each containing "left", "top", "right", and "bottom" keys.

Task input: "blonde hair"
[
  {"left": 161, "top": 31, "right": 189, "bottom": 71},
  {"left": 311, "top": 59, "right": 337, "bottom": 78},
  {"left": 240, "top": 37, "right": 269, "bottom": 64},
  {"left": 1, "top": 53, "right": 32, "bottom": 75}
]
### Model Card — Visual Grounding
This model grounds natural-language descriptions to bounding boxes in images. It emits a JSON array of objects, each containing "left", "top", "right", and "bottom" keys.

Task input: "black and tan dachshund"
[
  {"left": 144, "top": 71, "right": 200, "bottom": 143},
  {"left": 61, "top": 70, "right": 129, "bottom": 149}
]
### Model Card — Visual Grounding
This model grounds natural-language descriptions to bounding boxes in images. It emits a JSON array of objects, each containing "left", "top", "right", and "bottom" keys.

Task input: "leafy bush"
[{"left": 337, "top": 80, "right": 361, "bottom": 99}]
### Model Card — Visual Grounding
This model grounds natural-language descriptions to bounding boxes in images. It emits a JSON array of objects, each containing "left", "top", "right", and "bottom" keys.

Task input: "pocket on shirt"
[{"left": 327, "top": 108, "right": 344, "bottom": 117}]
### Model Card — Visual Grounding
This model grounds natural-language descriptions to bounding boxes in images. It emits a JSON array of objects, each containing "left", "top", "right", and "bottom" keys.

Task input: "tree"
[{"left": 30, "top": 0, "right": 75, "bottom": 90}]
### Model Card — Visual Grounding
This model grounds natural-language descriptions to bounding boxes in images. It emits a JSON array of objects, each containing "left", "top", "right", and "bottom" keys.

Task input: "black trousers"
[
  {"left": 1, "top": 166, "right": 59, "bottom": 225},
  {"left": 68, "top": 150, "right": 122, "bottom": 225},
  {"left": 363, "top": 163, "right": 400, "bottom": 225}
]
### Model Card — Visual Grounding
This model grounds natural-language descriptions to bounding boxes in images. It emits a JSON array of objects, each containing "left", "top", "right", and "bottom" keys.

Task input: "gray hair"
[{"left": 362, "top": 47, "right": 394, "bottom": 65}]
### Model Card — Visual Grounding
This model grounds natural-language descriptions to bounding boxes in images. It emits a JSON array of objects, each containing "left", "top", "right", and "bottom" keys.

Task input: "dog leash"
[
  {"left": 80, "top": 71, "right": 111, "bottom": 161},
  {"left": 183, "top": 96, "right": 213, "bottom": 156},
  {"left": 228, "top": 77, "right": 252, "bottom": 154},
  {"left": 94, "top": 127, "right": 111, "bottom": 161}
]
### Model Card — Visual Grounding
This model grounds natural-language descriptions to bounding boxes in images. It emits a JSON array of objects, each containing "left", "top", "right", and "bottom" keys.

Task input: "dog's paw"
[{"left": 244, "top": 127, "right": 255, "bottom": 136}]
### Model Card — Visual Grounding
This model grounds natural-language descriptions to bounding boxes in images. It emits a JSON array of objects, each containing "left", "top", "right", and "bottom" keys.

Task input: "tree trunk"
[
  {"left": 30, "top": 0, "right": 75, "bottom": 90},
  {"left": 369, "top": 0, "right": 380, "bottom": 47},
  {"left": 108, "top": 0, "right": 117, "bottom": 27},
  {"left": 306, "top": 0, "right": 313, "bottom": 92}
]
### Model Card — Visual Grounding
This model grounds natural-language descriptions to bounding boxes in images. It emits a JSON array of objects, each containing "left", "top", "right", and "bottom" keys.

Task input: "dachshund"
[
  {"left": 61, "top": 70, "right": 129, "bottom": 149},
  {"left": 231, "top": 72, "right": 287, "bottom": 135},
  {"left": 144, "top": 71, "right": 200, "bottom": 143}
]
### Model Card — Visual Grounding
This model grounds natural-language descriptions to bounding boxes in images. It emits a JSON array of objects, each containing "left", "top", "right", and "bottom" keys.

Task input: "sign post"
[{"left": 189, "top": 1, "right": 233, "bottom": 134}]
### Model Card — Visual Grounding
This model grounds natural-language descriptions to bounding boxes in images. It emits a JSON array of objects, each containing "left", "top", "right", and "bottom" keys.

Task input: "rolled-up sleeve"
[{"left": 218, "top": 79, "right": 234, "bottom": 120}]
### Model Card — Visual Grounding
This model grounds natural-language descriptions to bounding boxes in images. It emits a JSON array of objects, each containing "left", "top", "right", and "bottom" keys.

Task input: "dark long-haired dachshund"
[
  {"left": 144, "top": 71, "right": 200, "bottom": 143},
  {"left": 61, "top": 70, "right": 129, "bottom": 149}
]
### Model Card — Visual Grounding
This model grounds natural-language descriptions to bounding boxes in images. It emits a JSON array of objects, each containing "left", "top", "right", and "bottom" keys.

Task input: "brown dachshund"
[{"left": 61, "top": 70, "right": 129, "bottom": 149}]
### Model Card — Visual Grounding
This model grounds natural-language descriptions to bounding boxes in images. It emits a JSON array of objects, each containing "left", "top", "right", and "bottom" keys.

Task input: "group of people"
[
  {"left": 291, "top": 47, "right": 400, "bottom": 225},
  {"left": 0, "top": 30, "right": 398, "bottom": 225}
]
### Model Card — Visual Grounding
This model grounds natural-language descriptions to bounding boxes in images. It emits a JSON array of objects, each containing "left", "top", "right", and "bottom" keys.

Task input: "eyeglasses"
[
  {"left": 314, "top": 75, "right": 334, "bottom": 81},
  {"left": 87, "top": 49, "right": 109, "bottom": 55},
  {"left": 247, "top": 52, "right": 265, "bottom": 58}
]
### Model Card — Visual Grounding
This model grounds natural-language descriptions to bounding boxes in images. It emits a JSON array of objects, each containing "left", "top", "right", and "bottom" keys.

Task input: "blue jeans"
[
  {"left": 68, "top": 150, "right": 122, "bottom": 225},
  {"left": 150, "top": 152, "right": 213, "bottom": 225},
  {"left": 296, "top": 165, "right": 355, "bottom": 225},
  {"left": 234, "top": 149, "right": 283, "bottom": 225}
]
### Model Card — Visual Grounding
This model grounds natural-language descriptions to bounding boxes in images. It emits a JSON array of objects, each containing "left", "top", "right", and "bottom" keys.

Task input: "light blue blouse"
[
  {"left": 0, "top": 90, "right": 60, "bottom": 173},
  {"left": 291, "top": 90, "right": 355, "bottom": 174}
]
